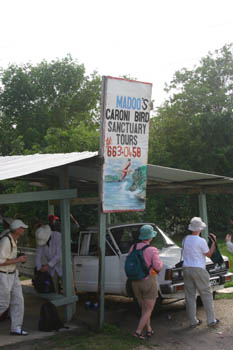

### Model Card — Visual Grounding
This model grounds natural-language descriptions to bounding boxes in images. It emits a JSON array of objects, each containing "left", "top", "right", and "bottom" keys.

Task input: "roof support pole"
[
  {"left": 198, "top": 192, "right": 209, "bottom": 241},
  {"left": 107, "top": 213, "right": 111, "bottom": 225},
  {"left": 48, "top": 202, "right": 54, "bottom": 215},
  {"left": 98, "top": 206, "right": 106, "bottom": 329},
  {"left": 59, "top": 166, "right": 77, "bottom": 321}
]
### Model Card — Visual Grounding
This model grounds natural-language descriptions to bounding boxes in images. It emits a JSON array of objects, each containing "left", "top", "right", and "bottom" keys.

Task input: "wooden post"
[{"left": 59, "top": 166, "right": 75, "bottom": 321}]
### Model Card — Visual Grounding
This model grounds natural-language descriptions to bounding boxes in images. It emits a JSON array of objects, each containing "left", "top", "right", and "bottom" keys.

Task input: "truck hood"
[{"left": 159, "top": 245, "right": 182, "bottom": 267}]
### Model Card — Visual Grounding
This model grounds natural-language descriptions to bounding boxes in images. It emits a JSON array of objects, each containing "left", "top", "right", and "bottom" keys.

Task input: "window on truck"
[
  {"left": 111, "top": 226, "right": 140, "bottom": 254},
  {"left": 111, "top": 224, "right": 167, "bottom": 253},
  {"left": 87, "top": 233, "right": 118, "bottom": 256}
]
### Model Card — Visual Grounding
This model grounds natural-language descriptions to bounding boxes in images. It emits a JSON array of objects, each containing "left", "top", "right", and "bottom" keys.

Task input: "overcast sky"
[{"left": 0, "top": 0, "right": 233, "bottom": 107}]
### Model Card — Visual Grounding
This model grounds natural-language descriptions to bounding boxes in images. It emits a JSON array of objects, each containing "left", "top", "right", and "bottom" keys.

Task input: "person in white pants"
[
  {"left": 0, "top": 219, "right": 29, "bottom": 336},
  {"left": 183, "top": 217, "right": 220, "bottom": 328}
]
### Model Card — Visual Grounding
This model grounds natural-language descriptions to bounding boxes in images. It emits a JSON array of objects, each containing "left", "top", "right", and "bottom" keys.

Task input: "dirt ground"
[{"left": 2, "top": 295, "right": 233, "bottom": 350}]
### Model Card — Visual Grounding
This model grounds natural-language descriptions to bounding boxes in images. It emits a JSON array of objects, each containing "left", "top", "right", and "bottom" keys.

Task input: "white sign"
[{"left": 100, "top": 76, "right": 152, "bottom": 213}]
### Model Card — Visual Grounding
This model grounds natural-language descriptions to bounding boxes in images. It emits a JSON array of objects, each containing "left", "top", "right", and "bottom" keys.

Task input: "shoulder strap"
[
  {"left": 141, "top": 244, "right": 150, "bottom": 251},
  {"left": 180, "top": 236, "right": 187, "bottom": 261},
  {"left": 0, "top": 234, "right": 13, "bottom": 252}
]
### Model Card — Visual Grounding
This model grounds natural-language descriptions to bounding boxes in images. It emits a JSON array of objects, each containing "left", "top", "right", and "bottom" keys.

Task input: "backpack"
[
  {"left": 32, "top": 269, "right": 55, "bottom": 293},
  {"left": 38, "top": 301, "right": 66, "bottom": 332},
  {"left": 125, "top": 244, "right": 150, "bottom": 281}
]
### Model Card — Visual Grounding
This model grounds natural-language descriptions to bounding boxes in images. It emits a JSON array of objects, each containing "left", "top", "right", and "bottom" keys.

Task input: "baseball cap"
[
  {"left": 48, "top": 214, "right": 59, "bottom": 221},
  {"left": 10, "top": 219, "right": 28, "bottom": 231}
]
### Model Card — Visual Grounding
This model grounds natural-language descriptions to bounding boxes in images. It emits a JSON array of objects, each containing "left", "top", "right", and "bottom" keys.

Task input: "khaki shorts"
[{"left": 132, "top": 275, "right": 158, "bottom": 302}]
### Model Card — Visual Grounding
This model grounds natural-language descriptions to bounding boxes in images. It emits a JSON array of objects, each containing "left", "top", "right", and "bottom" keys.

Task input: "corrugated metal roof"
[
  {"left": 147, "top": 164, "right": 233, "bottom": 193},
  {"left": 0, "top": 152, "right": 233, "bottom": 194},
  {"left": 0, "top": 152, "right": 98, "bottom": 181}
]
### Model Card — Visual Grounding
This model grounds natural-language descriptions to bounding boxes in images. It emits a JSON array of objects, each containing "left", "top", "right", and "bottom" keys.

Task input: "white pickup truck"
[{"left": 19, "top": 223, "right": 233, "bottom": 307}]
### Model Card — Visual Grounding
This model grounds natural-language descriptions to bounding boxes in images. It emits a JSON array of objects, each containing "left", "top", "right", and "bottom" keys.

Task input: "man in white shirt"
[
  {"left": 0, "top": 219, "right": 29, "bottom": 335},
  {"left": 183, "top": 217, "right": 219, "bottom": 328}
]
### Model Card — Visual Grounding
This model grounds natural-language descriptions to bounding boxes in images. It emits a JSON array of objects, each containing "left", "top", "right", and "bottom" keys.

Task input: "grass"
[{"left": 43, "top": 324, "right": 158, "bottom": 350}]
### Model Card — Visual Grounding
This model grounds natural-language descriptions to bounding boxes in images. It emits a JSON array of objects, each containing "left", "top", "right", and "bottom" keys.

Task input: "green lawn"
[{"left": 42, "top": 324, "right": 157, "bottom": 350}]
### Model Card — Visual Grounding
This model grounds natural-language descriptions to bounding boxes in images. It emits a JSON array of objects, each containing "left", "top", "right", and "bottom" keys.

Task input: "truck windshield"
[{"left": 111, "top": 224, "right": 169, "bottom": 254}]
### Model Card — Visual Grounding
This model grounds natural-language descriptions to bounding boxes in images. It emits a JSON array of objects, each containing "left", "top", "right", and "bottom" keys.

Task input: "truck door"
[{"left": 73, "top": 231, "right": 121, "bottom": 294}]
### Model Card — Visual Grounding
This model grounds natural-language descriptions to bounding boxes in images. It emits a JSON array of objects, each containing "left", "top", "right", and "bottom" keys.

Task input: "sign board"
[{"left": 100, "top": 76, "right": 152, "bottom": 213}]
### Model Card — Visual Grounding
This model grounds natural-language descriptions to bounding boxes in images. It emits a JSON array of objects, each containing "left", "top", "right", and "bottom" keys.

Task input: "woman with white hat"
[
  {"left": 183, "top": 217, "right": 219, "bottom": 328},
  {"left": 35, "top": 224, "right": 62, "bottom": 293}
]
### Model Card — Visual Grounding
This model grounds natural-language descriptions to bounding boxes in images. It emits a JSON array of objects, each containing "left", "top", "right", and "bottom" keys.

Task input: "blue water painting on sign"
[{"left": 103, "top": 158, "right": 147, "bottom": 211}]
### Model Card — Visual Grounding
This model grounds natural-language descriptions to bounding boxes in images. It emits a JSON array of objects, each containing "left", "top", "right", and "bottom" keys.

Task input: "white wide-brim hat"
[
  {"left": 188, "top": 217, "right": 206, "bottom": 232},
  {"left": 35, "top": 224, "right": 52, "bottom": 246}
]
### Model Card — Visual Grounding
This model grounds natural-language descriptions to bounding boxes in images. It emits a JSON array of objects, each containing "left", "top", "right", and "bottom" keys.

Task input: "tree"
[
  {"left": 0, "top": 55, "right": 101, "bottom": 155},
  {"left": 149, "top": 44, "right": 233, "bottom": 176},
  {"left": 148, "top": 44, "right": 233, "bottom": 234}
]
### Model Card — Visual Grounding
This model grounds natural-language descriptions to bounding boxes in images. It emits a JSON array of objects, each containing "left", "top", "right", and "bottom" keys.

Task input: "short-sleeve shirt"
[
  {"left": 0, "top": 233, "right": 17, "bottom": 272},
  {"left": 183, "top": 235, "right": 209, "bottom": 270},
  {"left": 128, "top": 242, "right": 163, "bottom": 278}
]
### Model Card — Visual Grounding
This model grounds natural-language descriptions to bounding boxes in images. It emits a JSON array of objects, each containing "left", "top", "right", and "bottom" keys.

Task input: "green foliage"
[
  {"left": 149, "top": 44, "right": 233, "bottom": 233},
  {"left": 0, "top": 55, "right": 101, "bottom": 156},
  {"left": 150, "top": 44, "right": 233, "bottom": 175}
]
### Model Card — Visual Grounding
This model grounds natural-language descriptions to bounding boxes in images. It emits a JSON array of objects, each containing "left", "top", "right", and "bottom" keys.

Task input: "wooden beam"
[
  {"left": 49, "top": 197, "right": 99, "bottom": 206},
  {"left": 0, "top": 189, "right": 77, "bottom": 204}
]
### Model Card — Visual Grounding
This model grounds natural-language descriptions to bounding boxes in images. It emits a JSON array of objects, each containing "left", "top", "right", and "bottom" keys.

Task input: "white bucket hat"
[
  {"left": 188, "top": 217, "right": 206, "bottom": 232},
  {"left": 35, "top": 225, "right": 52, "bottom": 246},
  {"left": 10, "top": 219, "right": 28, "bottom": 231}
]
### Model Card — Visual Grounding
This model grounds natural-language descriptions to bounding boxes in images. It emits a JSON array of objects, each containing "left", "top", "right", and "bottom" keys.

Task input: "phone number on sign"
[{"left": 107, "top": 146, "right": 141, "bottom": 158}]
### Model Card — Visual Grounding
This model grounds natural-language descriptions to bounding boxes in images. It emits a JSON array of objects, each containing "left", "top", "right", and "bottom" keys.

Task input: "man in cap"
[
  {"left": 35, "top": 224, "right": 62, "bottom": 293},
  {"left": 0, "top": 219, "right": 29, "bottom": 335},
  {"left": 48, "top": 214, "right": 60, "bottom": 231},
  {"left": 127, "top": 224, "right": 163, "bottom": 339},
  {"left": 182, "top": 217, "right": 219, "bottom": 328}
]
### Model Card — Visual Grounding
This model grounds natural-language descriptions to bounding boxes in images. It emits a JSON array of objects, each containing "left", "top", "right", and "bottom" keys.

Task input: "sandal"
[
  {"left": 133, "top": 331, "right": 146, "bottom": 340},
  {"left": 146, "top": 329, "right": 154, "bottom": 337}
]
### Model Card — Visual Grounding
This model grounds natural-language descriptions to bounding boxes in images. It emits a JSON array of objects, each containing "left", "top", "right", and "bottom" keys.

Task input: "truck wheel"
[
  {"left": 126, "top": 279, "right": 134, "bottom": 298},
  {"left": 152, "top": 294, "right": 162, "bottom": 314},
  {"left": 196, "top": 296, "right": 203, "bottom": 307},
  {"left": 197, "top": 292, "right": 216, "bottom": 307}
]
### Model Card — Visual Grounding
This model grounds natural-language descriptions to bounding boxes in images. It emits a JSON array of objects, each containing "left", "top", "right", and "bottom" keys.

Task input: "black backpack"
[
  {"left": 32, "top": 269, "right": 55, "bottom": 293},
  {"left": 208, "top": 234, "right": 224, "bottom": 266},
  {"left": 38, "top": 301, "right": 66, "bottom": 332}
]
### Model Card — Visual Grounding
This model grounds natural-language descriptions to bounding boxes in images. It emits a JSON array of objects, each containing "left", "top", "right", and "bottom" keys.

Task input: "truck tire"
[{"left": 197, "top": 291, "right": 216, "bottom": 307}]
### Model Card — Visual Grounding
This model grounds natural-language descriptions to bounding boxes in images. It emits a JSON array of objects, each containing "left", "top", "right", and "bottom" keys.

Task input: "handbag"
[
  {"left": 32, "top": 269, "right": 55, "bottom": 293},
  {"left": 175, "top": 260, "right": 183, "bottom": 268},
  {"left": 208, "top": 234, "right": 224, "bottom": 266},
  {"left": 175, "top": 236, "right": 186, "bottom": 268}
]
